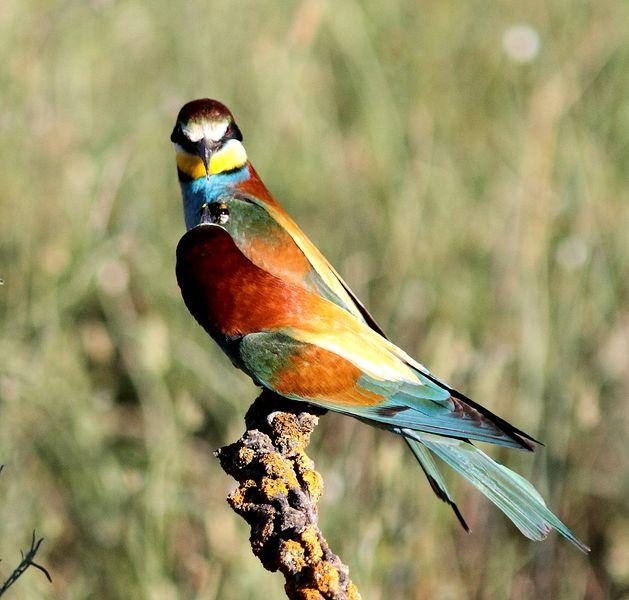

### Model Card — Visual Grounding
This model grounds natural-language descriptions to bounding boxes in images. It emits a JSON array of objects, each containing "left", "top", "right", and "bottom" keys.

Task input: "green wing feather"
[{"left": 238, "top": 330, "right": 532, "bottom": 450}]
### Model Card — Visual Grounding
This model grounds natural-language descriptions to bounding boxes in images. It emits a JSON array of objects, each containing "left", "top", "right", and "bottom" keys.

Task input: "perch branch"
[{"left": 215, "top": 390, "right": 361, "bottom": 600}]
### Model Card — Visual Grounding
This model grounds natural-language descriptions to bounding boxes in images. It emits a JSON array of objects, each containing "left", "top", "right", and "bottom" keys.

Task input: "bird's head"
[{"left": 171, "top": 99, "right": 247, "bottom": 181}]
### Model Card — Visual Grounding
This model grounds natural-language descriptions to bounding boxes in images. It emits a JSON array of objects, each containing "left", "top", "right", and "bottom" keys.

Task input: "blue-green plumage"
[
  {"left": 180, "top": 166, "right": 250, "bottom": 230},
  {"left": 403, "top": 430, "right": 589, "bottom": 552},
  {"left": 173, "top": 98, "right": 588, "bottom": 552}
]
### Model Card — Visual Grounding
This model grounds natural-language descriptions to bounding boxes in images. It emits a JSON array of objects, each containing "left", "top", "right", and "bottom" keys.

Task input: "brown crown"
[{"left": 176, "top": 99, "right": 234, "bottom": 124}]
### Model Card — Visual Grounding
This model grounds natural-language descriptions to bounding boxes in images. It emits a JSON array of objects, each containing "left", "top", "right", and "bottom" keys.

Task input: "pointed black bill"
[
  {"left": 195, "top": 138, "right": 217, "bottom": 180},
  {"left": 202, "top": 144, "right": 212, "bottom": 180}
]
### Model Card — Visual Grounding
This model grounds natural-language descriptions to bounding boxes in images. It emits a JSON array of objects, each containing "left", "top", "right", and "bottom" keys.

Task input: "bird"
[
  {"left": 172, "top": 99, "right": 588, "bottom": 551},
  {"left": 171, "top": 99, "right": 381, "bottom": 333}
]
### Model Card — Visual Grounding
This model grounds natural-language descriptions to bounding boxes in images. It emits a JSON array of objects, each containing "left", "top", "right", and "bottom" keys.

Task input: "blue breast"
[{"left": 180, "top": 167, "right": 250, "bottom": 230}]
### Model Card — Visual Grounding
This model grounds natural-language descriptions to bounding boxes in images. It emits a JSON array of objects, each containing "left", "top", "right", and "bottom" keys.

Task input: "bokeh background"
[{"left": 1, "top": 0, "right": 628, "bottom": 598}]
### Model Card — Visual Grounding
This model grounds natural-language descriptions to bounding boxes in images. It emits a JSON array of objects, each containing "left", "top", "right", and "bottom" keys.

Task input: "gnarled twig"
[
  {"left": 0, "top": 530, "right": 52, "bottom": 597},
  {"left": 0, "top": 466, "right": 51, "bottom": 597},
  {"left": 215, "top": 391, "right": 361, "bottom": 600}
]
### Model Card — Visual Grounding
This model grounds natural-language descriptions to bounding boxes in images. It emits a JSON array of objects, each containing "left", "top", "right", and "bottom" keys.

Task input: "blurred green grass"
[{"left": 1, "top": 0, "right": 628, "bottom": 598}]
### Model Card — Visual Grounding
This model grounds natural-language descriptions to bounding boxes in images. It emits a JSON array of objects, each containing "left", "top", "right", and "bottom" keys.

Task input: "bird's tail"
[
  {"left": 401, "top": 429, "right": 589, "bottom": 552},
  {"left": 404, "top": 437, "right": 470, "bottom": 531}
]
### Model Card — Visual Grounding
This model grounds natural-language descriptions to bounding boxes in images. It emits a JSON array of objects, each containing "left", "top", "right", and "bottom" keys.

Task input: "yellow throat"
[{"left": 175, "top": 139, "right": 247, "bottom": 180}]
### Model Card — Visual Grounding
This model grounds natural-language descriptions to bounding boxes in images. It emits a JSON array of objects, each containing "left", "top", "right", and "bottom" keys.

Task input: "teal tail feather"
[
  {"left": 404, "top": 437, "right": 469, "bottom": 532},
  {"left": 402, "top": 429, "right": 589, "bottom": 552}
]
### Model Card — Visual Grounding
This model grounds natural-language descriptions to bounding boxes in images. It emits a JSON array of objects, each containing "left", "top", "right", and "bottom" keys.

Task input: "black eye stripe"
[
  {"left": 171, "top": 125, "right": 199, "bottom": 153},
  {"left": 227, "top": 122, "right": 243, "bottom": 142},
  {"left": 172, "top": 120, "right": 243, "bottom": 152}
]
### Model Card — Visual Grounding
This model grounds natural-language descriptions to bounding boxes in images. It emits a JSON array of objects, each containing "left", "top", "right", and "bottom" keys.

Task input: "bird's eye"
[
  {"left": 209, "top": 202, "right": 230, "bottom": 225},
  {"left": 225, "top": 121, "right": 243, "bottom": 142}
]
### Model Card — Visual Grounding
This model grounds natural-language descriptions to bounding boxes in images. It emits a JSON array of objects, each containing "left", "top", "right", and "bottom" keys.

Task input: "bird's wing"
[
  {"left": 225, "top": 195, "right": 371, "bottom": 321},
  {"left": 236, "top": 320, "right": 530, "bottom": 449},
  {"left": 246, "top": 197, "right": 537, "bottom": 450},
  {"left": 254, "top": 199, "right": 386, "bottom": 335}
]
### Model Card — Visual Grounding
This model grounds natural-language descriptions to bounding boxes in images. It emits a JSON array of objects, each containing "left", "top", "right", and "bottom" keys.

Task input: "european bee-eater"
[
  {"left": 171, "top": 99, "right": 382, "bottom": 333},
  {"left": 172, "top": 99, "right": 587, "bottom": 551}
]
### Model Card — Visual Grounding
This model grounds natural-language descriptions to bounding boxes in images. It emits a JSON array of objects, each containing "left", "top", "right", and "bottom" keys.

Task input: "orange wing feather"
[{"left": 270, "top": 342, "right": 383, "bottom": 407}]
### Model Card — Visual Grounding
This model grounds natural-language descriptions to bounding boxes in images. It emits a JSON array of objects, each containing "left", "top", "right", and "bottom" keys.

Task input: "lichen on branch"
[{"left": 215, "top": 391, "right": 361, "bottom": 600}]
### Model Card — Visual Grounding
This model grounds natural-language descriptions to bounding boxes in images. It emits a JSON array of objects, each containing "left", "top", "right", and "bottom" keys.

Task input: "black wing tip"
[
  {"left": 513, "top": 434, "right": 538, "bottom": 453},
  {"left": 439, "top": 381, "right": 543, "bottom": 452},
  {"left": 413, "top": 369, "right": 542, "bottom": 451},
  {"left": 501, "top": 426, "right": 543, "bottom": 452}
]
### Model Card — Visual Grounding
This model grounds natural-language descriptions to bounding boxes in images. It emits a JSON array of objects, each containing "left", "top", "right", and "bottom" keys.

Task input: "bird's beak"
[{"left": 198, "top": 139, "right": 217, "bottom": 180}]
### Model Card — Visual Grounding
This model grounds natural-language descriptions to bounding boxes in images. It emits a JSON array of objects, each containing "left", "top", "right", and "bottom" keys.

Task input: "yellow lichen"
[
  {"left": 260, "top": 453, "right": 300, "bottom": 489},
  {"left": 294, "top": 450, "right": 315, "bottom": 472},
  {"left": 294, "top": 589, "right": 325, "bottom": 600},
  {"left": 300, "top": 469, "right": 323, "bottom": 502},
  {"left": 270, "top": 413, "right": 310, "bottom": 450},
  {"left": 300, "top": 526, "right": 323, "bottom": 563},
  {"left": 279, "top": 539, "right": 306, "bottom": 572},
  {"left": 230, "top": 479, "right": 257, "bottom": 506},
  {"left": 237, "top": 446, "right": 255, "bottom": 464},
  {"left": 312, "top": 562, "right": 340, "bottom": 595},
  {"left": 260, "top": 519, "right": 274, "bottom": 541},
  {"left": 260, "top": 476, "right": 289, "bottom": 498}
]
